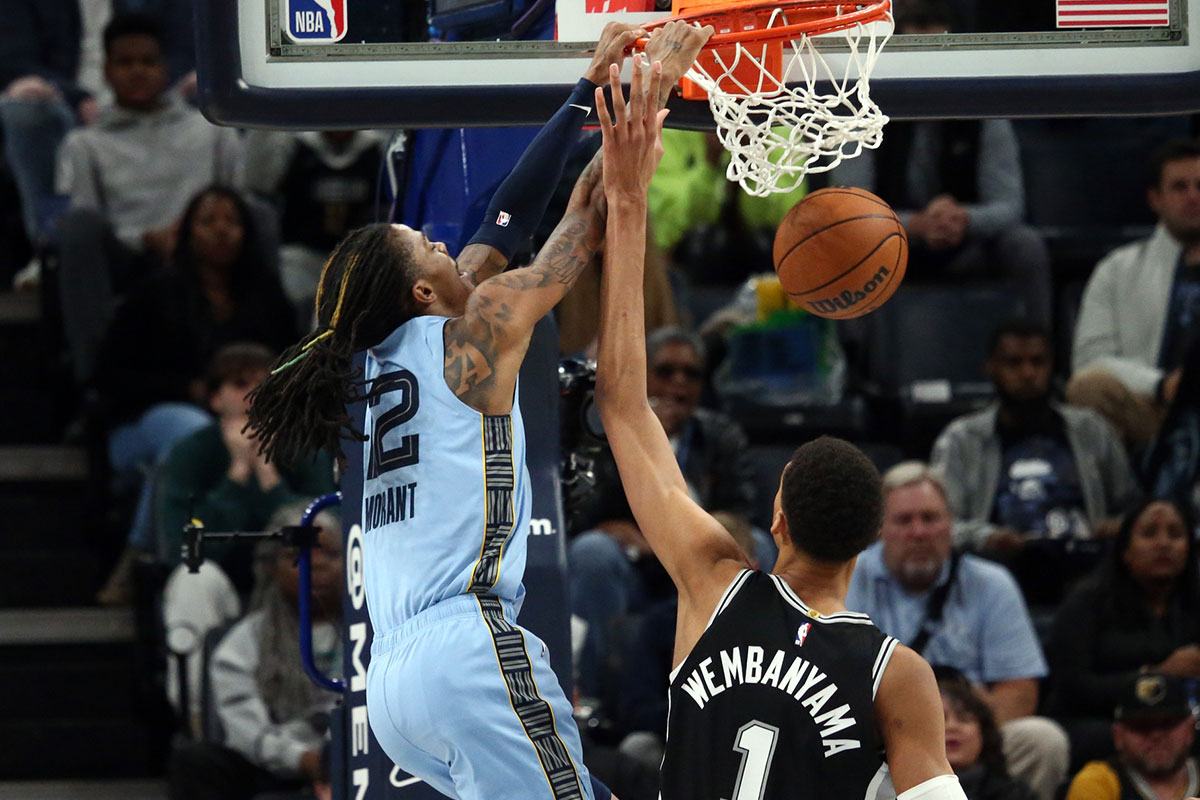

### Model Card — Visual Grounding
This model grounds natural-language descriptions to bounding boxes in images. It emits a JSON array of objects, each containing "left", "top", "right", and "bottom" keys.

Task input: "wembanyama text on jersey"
[{"left": 661, "top": 570, "right": 898, "bottom": 800}]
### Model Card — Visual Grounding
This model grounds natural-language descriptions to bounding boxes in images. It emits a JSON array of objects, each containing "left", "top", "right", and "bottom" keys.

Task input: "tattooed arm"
[{"left": 442, "top": 152, "right": 606, "bottom": 415}]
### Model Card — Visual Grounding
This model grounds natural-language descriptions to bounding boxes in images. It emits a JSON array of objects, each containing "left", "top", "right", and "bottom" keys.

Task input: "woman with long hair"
[
  {"left": 94, "top": 184, "right": 298, "bottom": 604},
  {"left": 939, "top": 674, "right": 1038, "bottom": 800},
  {"left": 1048, "top": 497, "right": 1200, "bottom": 763}
]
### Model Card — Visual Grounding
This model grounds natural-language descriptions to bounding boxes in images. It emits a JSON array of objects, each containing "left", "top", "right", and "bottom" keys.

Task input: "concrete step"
[
  {"left": 0, "top": 551, "right": 107, "bottom": 607},
  {"left": 0, "top": 719, "right": 157, "bottom": 779},
  {"left": 0, "top": 779, "right": 166, "bottom": 799},
  {"left": 0, "top": 290, "right": 39, "bottom": 326},
  {"left": 0, "top": 446, "right": 87, "bottom": 482},
  {"left": 0, "top": 607, "right": 134, "bottom": 646}
]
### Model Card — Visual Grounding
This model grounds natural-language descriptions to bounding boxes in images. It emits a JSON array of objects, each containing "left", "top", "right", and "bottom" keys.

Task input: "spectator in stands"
[
  {"left": 938, "top": 670, "right": 1038, "bottom": 800},
  {"left": 0, "top": 0, "right": 96, "bottom": 262},
  {"left": 832, "top": 0, "right": 1053, "bottom": 326},
  {"left": 155, "top": 345, "right": 334, "bottom": 722},
  {"left": 166, "top": 500, "right": 343, "bottom": 800},
  {"left": 647, "top": 128, "right": 807, "bottom": 287},
  {"left": 1068, "top": 138, "right": 1200, "bottom": 453},
  {"left": 931, "top": 318, "right": 1140, "bottom": 604},
  {"left": 1047, "top": 497, "right": 1200, "bottom": 765},
  {"left": 608, "top": 512, "right": 759, "bottom": 772},
  {"left": 1064, "top": 673, "right": 1199, "bottom": 800},
  {"left": 568, "top": 327, "right": 764, "bottom": 698},
  {"left": 54, "top": 12, "right": 243, "bottom": 383},
  {"left": 242, "top": 129, "right": 387, "bottom": 323},
  {"left": 93, "top": 188, "right": 298, "bottom": 604},
  {"left": 845, "top": 461, "right": 1070, "bottom": 800}
]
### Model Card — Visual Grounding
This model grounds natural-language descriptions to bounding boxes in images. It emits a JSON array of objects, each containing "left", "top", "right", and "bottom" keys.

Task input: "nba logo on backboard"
[{"left": 285, "top": 0, "right": 348, "bottom": 43}]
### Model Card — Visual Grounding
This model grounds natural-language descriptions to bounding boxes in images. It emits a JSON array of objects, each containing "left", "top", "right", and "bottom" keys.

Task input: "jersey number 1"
[
  {"left": 367, "top": 369, "right": 420, "bottom": 479},
  {"left": 724, "top": 721, "right": 780, "bottom": 800}
]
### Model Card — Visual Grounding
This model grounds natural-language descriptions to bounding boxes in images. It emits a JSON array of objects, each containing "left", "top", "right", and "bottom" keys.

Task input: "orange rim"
[{"left": 637, "top": 0, "right": 889, "bottom": 47}]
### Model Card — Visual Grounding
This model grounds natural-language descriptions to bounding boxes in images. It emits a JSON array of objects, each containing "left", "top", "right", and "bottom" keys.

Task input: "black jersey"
[{"left": 661, "top": 570, "right": 897, "bottom": 800}]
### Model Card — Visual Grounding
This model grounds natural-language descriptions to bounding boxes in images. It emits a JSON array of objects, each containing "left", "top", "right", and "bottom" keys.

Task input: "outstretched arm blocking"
[
  {"left": 592, "top": 42, "right": 742, "bottom": 627},
  {"left": 458, "top": 22, "right": 646, "bottom": 287}
]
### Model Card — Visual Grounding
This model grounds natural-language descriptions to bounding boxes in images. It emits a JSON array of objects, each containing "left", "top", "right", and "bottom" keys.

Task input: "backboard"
[
  {"left": 197, "top": 0, "right": 1200, "bottom": 127},
  {"left": 196, "top": 0, "right": 1200, "bottom": 128}
]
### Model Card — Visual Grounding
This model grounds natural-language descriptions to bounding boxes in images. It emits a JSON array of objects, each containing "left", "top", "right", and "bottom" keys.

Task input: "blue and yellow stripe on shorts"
[
  {"left": 476, "top": 594, "right": 584, "bottom": 800},
  {"left": 468, "top": 415, "right": 516, "bottom": 592},
  {"left": 468, "top": 415, "right": 583, "bottom": 799}
]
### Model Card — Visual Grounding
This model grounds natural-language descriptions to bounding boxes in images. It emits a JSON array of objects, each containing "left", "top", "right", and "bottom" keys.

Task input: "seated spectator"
[
  {"left": 242, "top": 129, "right": 386, "bottom": 322},
  {"left": 93, "top": 186, "right": 298, "bottom": 604},
  {"left": 1068, "top": 139, "right": 1200, "bottom": 454},
  {"left": 845, "top": 461, "right": 1070, "bottom": 800},
  {"left": 568, "top": 327, "right": 768, "bottom": 698},
  {"left": 1047, "top": 497, "right": 1200, "bottom": 765},
  {"left": 166, "top": 501, "right": 343, "bottom": 800},
  {"left": 1064, "top": 674, "right": 1199, "bottom": 800},
  {"left": 607, "top": 511, "right": 760, "bottom": 771},
  {"left": 830, "top": 0, "right": 1052, "bottom": 326},
  {"left": 0, "top": 0, "right": 96, "bottom": 261},
  {"left": 155, "top": 344, "right": 336, "bottom": 722},
  {"left": 54, "top": 12, "right": 243, "bottom": 382},
  {"left": 647, "top": 128, "right": 807, "bottom": 287},
  {"left": 938, "top": 670, "right": 1038, "bottom": 800},
  {"left": 931, "top": 318, "right": 1140, "bottom": 604}
]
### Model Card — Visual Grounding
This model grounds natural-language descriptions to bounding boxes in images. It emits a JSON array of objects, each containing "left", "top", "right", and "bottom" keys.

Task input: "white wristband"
[{"left": 896, "top": 774, "right": 968, "bottom": 800}]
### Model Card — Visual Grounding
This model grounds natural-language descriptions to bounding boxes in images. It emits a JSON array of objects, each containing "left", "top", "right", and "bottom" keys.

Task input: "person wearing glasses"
[{"left": 568, "top": 325, "right": 764, "bottom": 701}]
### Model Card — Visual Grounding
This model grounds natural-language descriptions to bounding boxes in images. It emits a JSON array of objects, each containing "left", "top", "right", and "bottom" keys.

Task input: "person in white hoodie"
[{"left": 1068, "top": 138, "right": 1200, "bottom": 451}]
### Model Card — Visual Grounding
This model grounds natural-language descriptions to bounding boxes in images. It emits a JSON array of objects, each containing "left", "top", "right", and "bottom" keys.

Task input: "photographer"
[{"left": 561, "top": 327, "right": 766, "bottom": 701}]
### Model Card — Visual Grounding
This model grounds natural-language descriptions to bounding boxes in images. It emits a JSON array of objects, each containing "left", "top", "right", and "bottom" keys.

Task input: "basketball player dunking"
[
  {"left": 246, "top": 23, "right": 710, "bottom": 800},
  {"left": 593, "top": 61, "right": 966, "bottom": 800}
]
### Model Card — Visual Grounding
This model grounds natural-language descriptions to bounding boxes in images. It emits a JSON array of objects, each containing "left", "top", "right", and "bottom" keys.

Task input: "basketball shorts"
[{"left": 367, "top": 592, "right": 597, "bottom": 800}]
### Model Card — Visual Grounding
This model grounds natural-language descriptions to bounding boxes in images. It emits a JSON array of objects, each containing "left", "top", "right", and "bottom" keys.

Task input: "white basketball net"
[{"left": 684, "top": 11, "right": 893, "bottom": 197}]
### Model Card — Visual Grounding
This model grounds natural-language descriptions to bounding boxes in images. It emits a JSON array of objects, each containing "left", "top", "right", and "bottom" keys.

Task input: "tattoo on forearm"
[
  {"left": 444, "top": 207, "right": 599, "bottom": 407},
  {"left": 492, "top": 216, "right": 594, "bottom": 291}
]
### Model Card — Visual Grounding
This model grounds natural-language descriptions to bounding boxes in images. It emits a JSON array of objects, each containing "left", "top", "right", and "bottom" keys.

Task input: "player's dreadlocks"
[{"left": 247, "top": 223, "right": 419, "bottom": 466}]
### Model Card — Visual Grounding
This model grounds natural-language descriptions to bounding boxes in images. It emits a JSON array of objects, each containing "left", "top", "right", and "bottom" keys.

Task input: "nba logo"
[
  {"left": 285, "top": 0, "right": 348, "bottom": 43},
  {"left": 496, "top": 211, "right": 511, "bottom": 227}
]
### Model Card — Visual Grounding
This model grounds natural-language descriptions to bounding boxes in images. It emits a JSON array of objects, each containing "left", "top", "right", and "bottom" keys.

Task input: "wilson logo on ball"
[{"left": 806, "top": 265, "right": 892, "bottom": 316}]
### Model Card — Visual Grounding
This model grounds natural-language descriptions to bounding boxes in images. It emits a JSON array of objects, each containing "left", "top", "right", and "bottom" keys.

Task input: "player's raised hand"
[
  {"left": 584, "top": 21, "right": 648, "bottom": 85},
  {"left": 644, "top": 21, "right": 715, "bottom": 105},
  {"left": 595, "top": 55, "right": 668, "bottom": 199}
]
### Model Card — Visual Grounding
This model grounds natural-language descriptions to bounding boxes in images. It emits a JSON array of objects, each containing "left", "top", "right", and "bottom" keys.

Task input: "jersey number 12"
[{"left": 367, "top": 369, "right": 420, "bottom": 479}]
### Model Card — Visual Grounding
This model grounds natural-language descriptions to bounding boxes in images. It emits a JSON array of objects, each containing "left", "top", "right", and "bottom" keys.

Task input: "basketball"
[{"left": 772, "top": 187, "right": 908, "bottom": 319}]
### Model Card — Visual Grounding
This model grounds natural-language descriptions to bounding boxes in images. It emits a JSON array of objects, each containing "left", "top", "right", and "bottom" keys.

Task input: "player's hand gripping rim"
[{"left": 594, "top": 55, "right": 669, "bottom": 200}]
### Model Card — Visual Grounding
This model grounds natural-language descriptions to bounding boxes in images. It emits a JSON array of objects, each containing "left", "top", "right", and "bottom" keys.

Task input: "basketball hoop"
[{"left": 640, "top": 0, "right": 893, "bottom": 197}]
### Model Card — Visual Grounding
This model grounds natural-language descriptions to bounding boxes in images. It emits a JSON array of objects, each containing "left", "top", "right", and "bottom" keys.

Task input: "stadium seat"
[{"left": 862, "top": 284, "right": 1027, "bottom": 455}]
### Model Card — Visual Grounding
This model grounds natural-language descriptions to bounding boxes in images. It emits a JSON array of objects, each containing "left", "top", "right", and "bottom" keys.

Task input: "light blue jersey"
[
  {"left": 361, "top": 314, "right": 597, "bottom": 800},
  {"left": 361, "top": 315, "right": 531, "bottom": 636}
]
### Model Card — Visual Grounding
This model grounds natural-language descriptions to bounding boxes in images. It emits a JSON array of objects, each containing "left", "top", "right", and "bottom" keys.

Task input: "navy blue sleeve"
[{"left": 464, "top": 78, "right": 599, "bottom": 262}]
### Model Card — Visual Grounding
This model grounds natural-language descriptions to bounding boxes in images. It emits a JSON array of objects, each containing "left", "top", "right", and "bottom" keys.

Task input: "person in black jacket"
[
  {"left": 95, "top": 185, "right": 297, "bottom": 604},
  {"left": 1047, "top": 497, "right": 1200, "bottom": 765},
  {"left": 567, "top": 327, "right": 766, "bottom": 699}
]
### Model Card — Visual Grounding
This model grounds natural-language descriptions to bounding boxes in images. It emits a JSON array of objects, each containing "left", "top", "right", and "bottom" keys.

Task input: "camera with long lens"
[{"left": 558, "top": 358, "right": 614, "bottom": 535}]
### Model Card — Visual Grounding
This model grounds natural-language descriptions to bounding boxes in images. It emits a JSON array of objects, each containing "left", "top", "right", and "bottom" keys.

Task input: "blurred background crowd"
[{"left": 4, "top": 1, "right": 1200, "bottom": 799}]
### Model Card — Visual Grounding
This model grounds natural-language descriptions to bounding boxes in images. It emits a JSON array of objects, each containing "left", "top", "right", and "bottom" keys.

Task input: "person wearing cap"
[{"left": 1065, "top": 673, "right": 1199, "bottom": 800}]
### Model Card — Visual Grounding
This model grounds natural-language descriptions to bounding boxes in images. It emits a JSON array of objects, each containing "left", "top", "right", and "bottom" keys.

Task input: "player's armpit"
[{"left": 875, "top": 645, "right": 956, "bottom": 796}]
